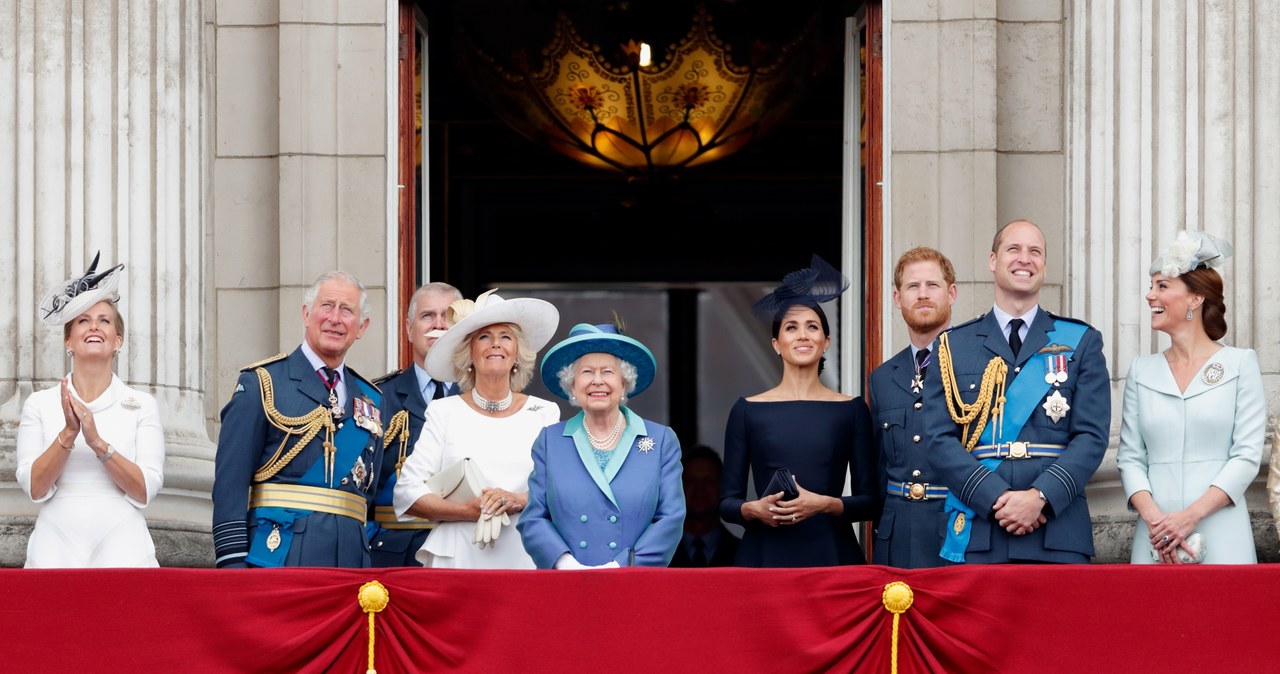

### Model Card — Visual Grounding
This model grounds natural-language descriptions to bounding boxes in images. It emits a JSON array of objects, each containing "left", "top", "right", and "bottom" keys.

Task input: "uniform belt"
[
  {"left": 250, "top": 483, "right": 367, "bottom": 523},
  {"left": 372, "top": 505, "right": 435, "bottom": 530},
  {"left": 970, "top": 442, "right": 1067, "bottom": 460},
  {"left": 886, "top": 480, "right": 950, "bottom": 501}
]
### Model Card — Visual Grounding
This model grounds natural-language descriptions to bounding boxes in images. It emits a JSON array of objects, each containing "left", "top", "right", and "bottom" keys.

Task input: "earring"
[
  {"left": 512, "top": 363, "right": 519, "bottom": 372},
  {"left": 1186, "top": 307, "right": 1194, "bottom": 321},
  {"left": 775, "top": 351, "right": 781, "bottom": 357},
  {"left": 568, "top": 394, "right": 577, "bottom": 406},
  {"left": 114, "top": 348, "right": 121, "bottom": 356},
  {"left": 66, "top": 349, "right": 73, "bottom": 358},
  {"left": 467, "top": 365, "right": 473, "bottom": 372}
]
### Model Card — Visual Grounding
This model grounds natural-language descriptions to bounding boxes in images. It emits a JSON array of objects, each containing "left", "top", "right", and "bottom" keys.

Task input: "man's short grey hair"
[
  {"left": 304, "top": 271, "right": 370, "bottom": 320},
  {"left": 406, "top": 282, "right": 463, "bottom": 323}
]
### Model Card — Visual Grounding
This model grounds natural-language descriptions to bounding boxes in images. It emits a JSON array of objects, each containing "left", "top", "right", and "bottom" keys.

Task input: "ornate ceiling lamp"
[{"left": 454, "top": 2, "right": 830, "bottom": 175}]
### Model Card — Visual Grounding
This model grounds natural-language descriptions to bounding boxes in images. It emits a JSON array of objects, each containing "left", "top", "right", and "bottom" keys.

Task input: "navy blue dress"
[{"left": 719, "top": 398, "right": 878, "bottom": 567}]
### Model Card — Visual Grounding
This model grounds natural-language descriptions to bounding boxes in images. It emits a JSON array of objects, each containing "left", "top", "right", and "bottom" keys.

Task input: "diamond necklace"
[
  {"left": 472, "top": 387, "right": 513, "bottom": 413},
  {"left": 586, "top": 414, "right": 626, "bottom": 450}
]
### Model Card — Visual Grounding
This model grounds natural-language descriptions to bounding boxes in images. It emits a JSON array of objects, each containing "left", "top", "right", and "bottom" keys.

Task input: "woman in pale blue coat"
[
  {"left": 1118, "top": 230, "right": 1265, "bottom": 564},
  {"left": 518, "top": 322, "right": 685, "bottom": 568}
]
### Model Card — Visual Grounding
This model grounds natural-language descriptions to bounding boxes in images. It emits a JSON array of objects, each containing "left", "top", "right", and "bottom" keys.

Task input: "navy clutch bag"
[{"left": 764, "top": 467, "right": 799, "bottom": 501}]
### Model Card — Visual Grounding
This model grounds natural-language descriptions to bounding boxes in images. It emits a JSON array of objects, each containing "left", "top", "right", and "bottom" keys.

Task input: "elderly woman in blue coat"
[{"left": 518, "top": 322, "right": 685, "bottom": 568}]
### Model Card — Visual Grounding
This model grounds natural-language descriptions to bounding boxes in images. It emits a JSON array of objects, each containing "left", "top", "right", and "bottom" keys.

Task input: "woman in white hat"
[
  {"left": 518, "top": 320, "right": 686, "bottom": 569},
  {"left": 1118, "top": 230, "right": 1264, "bottom": 564},
  {"left": 393, "top": 289, "right": 561, "bottom": 568},
  {"left": 15, "top": 253, "right": 166, "bottom": 567}
]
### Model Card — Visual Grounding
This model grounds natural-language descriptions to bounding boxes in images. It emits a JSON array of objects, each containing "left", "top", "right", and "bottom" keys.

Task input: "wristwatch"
[{"left": 98, "top": 445, "right": 116, "bottom": 463}]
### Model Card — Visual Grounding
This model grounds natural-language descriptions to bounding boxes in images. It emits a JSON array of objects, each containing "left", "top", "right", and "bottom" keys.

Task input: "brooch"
[
  {"left": 637, "top": 437, "right": 655, "bottom": 453},
  {"left": 1042, "top": 390, "right": 1071, "bottom": 423},
  {"left": 121, "top": 397, "right": 141, "bottom": 410},
  {"left": 1201, "top": 362, "right": 1224, "bottom": 385}
]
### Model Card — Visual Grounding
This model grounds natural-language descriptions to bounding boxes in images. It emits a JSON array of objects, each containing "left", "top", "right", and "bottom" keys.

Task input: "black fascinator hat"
[
  {"left": 751, "top": 254, "right": 849, "bottom": 321},
  {"left": 38, "top": 251, "right": 126, "bottom": 326}
]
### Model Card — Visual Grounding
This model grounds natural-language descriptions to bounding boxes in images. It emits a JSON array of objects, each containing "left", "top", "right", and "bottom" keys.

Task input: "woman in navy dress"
[{"left": 719, "top": 255, "right": 878, "bottom": 567}]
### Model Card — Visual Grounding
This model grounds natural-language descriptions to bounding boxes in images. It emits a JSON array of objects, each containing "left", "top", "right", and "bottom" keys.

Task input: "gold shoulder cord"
[
  {"left": 936, "top": 332, "right": 1009, "bottom": 451},
  {"left": 251, "top": 367, "right": 338, "bottom": 485},
  {"left": 383, "top": 410, "right": 410, "bottom": 476}
]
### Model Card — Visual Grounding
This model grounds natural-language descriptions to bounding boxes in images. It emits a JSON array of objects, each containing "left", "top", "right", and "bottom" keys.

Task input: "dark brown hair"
[{"left": 1179, "top": 267, "right": 1227, "bottom": 340}]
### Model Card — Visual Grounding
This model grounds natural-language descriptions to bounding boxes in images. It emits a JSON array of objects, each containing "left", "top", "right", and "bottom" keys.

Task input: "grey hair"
[
  {"left": 405, "top": 282, "right": 462, "bottom": 324},
  {"left": 451, "top": 322, "right": 538, "bottom": 393},
  {"left": 304, "top": 271, "right": 370, "bottom": 320},
  {"left": 556, "top": 354, "right": 638, "bottom": 407}
]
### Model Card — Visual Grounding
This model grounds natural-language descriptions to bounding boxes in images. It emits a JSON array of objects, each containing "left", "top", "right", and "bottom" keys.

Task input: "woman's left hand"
[
  {"left": 769, "top": 477, "right": 839, "bottom": 525},
  {"left": 480, "top": 487, "right": 525, "bottom": 517},
  {"left": 1148, "top": 508, "right": 1198, "bottom": 560}
]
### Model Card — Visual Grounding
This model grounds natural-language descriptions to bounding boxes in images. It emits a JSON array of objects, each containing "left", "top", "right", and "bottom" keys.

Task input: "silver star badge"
[
  {"left": 1042, "top": 390, "right": 1070, "bottom": 423},
  {"left": 637, "top": 437, "right": 655, "bottom": 452}
]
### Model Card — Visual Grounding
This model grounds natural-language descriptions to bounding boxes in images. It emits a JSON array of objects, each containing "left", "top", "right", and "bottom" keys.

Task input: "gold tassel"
[
  {"left": 358, "top": 581, "right": 390, "bottom": 674},
  {"left": 882, "top": 581, "right": 915, "bottom": 674}
]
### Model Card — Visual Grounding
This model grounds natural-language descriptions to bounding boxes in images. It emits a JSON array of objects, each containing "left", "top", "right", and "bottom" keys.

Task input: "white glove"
[
  {"left": 591, "top": 561, "right": 621, "bottom": 569},
  {"left": 473, "top": 511, "right": 512, "bottom": 549},
  {"left": 490, "top": 511, "right": 511, "bottom": 542},
  {"left": 554, "top": 553, "right": 588, "bottom": 570}
]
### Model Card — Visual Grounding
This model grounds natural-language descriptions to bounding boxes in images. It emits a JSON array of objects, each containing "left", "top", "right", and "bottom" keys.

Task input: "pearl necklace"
[
  {"left": 586, "top": 414, "right": 626, "bottom": 450},
  {"left": 472, "top": 388, "right": 513, "bottom": 413}
]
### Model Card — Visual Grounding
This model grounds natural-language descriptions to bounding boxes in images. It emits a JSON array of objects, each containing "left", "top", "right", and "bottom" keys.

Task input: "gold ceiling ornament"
[{"left": 456, "top": 2, "right": 827, "bottom": 174}]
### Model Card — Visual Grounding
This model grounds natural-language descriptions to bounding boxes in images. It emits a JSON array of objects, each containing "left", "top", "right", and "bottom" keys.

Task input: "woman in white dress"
[
  {"left": 16, "top": 255, "right": 165, "bottom": 567},
  {"left": 1118, "top": 231, "right": 1265, "bottom": 564},
  {"left": 394, "top": 289, "right": 560, "bottom": 568}
]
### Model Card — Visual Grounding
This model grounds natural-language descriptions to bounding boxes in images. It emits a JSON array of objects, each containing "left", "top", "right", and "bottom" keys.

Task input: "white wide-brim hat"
[
  {"left": 425, "top": 289, "right": 560, "bottom": 381},
  {"left": 38, "top": 252, "right": 126, "bottom": 326}
]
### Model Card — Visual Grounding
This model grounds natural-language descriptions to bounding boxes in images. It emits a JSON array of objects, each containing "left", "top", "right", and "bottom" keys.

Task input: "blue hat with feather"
[{"left": 540, "top": 320, "right": 656, "bottom": 400}]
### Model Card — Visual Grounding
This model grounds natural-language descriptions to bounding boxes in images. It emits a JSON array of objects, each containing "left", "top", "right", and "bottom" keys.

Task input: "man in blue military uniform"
[
  {"left": 923, "top": 220, "right": 1110, "bottom": 564},
  {"left": 368, "top": 282, "right": 462, "bottom": 567},
  {"left": 869, "top": 247, "right": 958, "bottom": 567},
  {"left": 212, "top": 271, "right": 383, "bottom": 568}
]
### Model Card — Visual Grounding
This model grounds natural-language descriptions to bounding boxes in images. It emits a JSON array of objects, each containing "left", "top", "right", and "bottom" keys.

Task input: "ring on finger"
[{"left": 791, "top": 514, "right": 797, "bottom": 522}]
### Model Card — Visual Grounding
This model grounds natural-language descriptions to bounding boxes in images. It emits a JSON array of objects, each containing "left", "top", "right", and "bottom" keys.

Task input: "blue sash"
[
  {"left": 248, "top": 377, "right": 380, "bottom": 567},
  {"left": 940, "top": 319, "right": 1087, "bottom": 562}
]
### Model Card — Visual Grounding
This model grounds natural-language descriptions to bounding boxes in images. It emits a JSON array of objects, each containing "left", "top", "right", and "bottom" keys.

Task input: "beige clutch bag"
[{"left": 427, "top": 458, "right": 486, "bottom": 504}]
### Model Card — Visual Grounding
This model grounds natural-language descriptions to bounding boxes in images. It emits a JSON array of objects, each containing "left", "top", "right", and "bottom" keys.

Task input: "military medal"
[
  {"left": 328, "top": 389, "right": 343, "bottom": 419},
  {"left": 1043, "top": 354, "right": 1069, "bottom": 387},
  {"left": 1042, "top": 390, "right": 1070, "bottom": 423},
  {"left": 266, "top": 525, "right": 282, "bottom": 552},
  {"left": 911, "top": 350, "right": 932, "bottom": 394},
  {"left": 1202, "top": 362, "right": 1224, "bottom": 385},
  {"left": 353, "top": 397, "right": 383, "bottom": 436},
  {"left": 351, "top": 459, "right": 368, "bottom": 491}
]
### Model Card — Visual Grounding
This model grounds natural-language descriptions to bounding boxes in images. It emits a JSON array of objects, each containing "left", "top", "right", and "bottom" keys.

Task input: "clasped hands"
[
  {"left": 59, "top": 376, "right": 107, "bottom": 455},
  {"left": 993, "top": 488, "right": 1047, "bottom": 536},
  {"left": 752, "top": 478, "right": 828, "bottom": 528},
  {"left": 473, "top": 487, "right": 523, "bottom": 549},
  {"left": 1146, "top": 509, "right": 1199, "bottom": 564}
]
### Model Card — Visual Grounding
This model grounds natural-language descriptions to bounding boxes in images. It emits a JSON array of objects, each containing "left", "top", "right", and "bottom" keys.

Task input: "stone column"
[
  {"left": 0, "top": 0, "right": 212, "bottom": 567},
  {"left": 1067, "top": 0, "right": 1280, "bottom": 561}
]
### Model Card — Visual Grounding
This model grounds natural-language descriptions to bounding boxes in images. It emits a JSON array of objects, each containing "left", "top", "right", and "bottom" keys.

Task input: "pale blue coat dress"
[{"left": 1117, "top": 346, "right": 1265, "bottom": 564}]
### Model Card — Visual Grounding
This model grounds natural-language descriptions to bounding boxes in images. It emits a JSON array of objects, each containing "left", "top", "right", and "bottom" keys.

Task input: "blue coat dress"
[
  {"left": 212, "top": 347, "right": 383, "bottom": 568},
  {"left": 518, "top": 407, "right": 685, "bottom": 568},
  {"left": 922, "top": 309, "right": 1110, "bottom": 564},
  {"left": 869, "top": 344, "right": 953, "bottom": 568}
]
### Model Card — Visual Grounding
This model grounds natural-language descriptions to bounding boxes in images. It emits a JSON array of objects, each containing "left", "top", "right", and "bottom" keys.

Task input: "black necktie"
[
  {"left": 914, "top": 347, "right": 930, "bottom": 376},
  {"left": 691, "top": 538, "right": 708, "bottom": 567},
  {"left": 1007, "top": 318, "right": 1024, "bottom": 358},
  {"left": 431, "top": 380, "right": 448, "bottom": 400}
]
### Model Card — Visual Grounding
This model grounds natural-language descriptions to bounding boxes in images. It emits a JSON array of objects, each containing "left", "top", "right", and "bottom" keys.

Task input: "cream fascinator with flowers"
[{"left": 1149, "top": 230, "right": 1234, "bottom": 278}]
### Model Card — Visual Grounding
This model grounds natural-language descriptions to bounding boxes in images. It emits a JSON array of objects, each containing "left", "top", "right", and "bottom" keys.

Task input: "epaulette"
[
  {"left": 947, "top": 313, "right": 986, "bottom": 332},
  {"left": 1045, "top": 311, "right": 1092, "bottom": 328},
  {"left": 239, "top": 352, "right": 287, "bottom": 372},
  {"left": 347, "top": 366, "right": 382, "bottom": 396},
  {"left": 372, "top": 368, "right": 406, "bottom": 386}
]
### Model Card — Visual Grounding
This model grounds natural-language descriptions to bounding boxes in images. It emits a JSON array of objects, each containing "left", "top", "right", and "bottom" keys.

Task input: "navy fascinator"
[{"left": 751, "top": 254, "right": 849, "bottom": 321}]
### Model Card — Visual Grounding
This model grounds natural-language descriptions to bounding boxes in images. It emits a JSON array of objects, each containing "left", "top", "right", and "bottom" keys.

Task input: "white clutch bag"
[
  {"left": 1150, "top": 532, "right": 1206, "bottom": 564},
  {"left": 427, "top": 458, "right": 487, "bottom": 504}
]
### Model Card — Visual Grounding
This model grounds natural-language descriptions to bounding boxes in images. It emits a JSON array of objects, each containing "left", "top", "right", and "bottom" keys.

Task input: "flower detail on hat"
[
  {"left": 38, "top": 251, "right": 126, "bottom": 326},
  {"left": 446, "top": 288, "right": 499, "bottom": 326},
  {"left": 1150, "top": 230, "right": 1234, "bottom": 278}
]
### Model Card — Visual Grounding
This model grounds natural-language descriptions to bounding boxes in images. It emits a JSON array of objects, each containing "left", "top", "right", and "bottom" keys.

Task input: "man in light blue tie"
[{"left": 368, "top": 282, "right": 463, "bottom": 566}]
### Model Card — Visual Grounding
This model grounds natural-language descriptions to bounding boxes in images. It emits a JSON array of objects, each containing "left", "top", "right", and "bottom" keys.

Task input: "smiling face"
[
  {"left": 302, "top": 279, "right": 370, "bottom": 367},
  {"left": 65, "top": 300, "right": 123, "bottom": 361},
  {"left": 469, "top": 323, "right": 519, "bottom": 380},
  {"left": 1146, "top": 273, "right": 1203, "bottom": 335},
  {"left": 988, "top": 220, "right": 1047, "bottom": 306},
  {"left": 771, "top": 305, "right": 829, "bottom": 367},
  {"left": 894, "top": 259, "right": 957, "bottom": 334},
  {"left": 570, "top": 352, "right": 626, "bottom": 415}
]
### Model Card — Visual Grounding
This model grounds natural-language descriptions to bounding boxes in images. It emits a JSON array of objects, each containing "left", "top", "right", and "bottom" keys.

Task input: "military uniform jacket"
[
  {"left": 368, "top": 366, "right": 437, "bottom": 566},
  {"left": 212, "top": 346, "right": 383, "bottom": 568},
  {"left": 869, "top": 344, "right": 951, "bottom": 568},
  {"left": 922, "top": 310, "right": 1110, "bottom": 563}
]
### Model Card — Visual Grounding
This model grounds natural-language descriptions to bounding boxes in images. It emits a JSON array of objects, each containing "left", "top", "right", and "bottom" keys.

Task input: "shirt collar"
[
  {"left": 412, "top": 362, "right": 432, "bottom": 396},
  {"left": 300, "top": 340, "right": 345, "bottom": 380},
  {"left": 990, "top": 304, "right": 1039, "bottom": 336}
]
